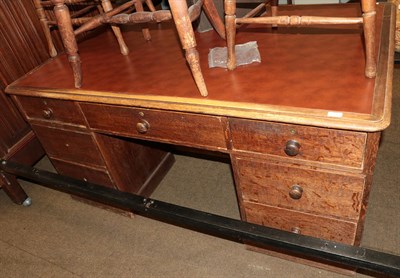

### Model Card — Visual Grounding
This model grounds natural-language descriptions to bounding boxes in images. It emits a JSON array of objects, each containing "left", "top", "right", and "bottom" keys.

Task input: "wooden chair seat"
[{"left": 225, "top": 0, "right": 377, "bottom": 78}]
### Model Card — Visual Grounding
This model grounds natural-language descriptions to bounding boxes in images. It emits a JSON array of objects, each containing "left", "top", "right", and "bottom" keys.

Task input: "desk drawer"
[
  {"left": 32, "top": 124, "right": 105, "bottom": 167},
  {"left": 243, "top": 201, "right": 357, "bottom": 245},
  {"left": 234, "top": 157, "right": 365, "bottom": 220},
  {"left": 16, "top": 96, "right": 85, "bottom": 126},
  {"left": 80, "top": 103, "right": 227, "bottom": 150},
  {"left": 51, "top": 159, "right": 115, "bottom": 189},
  {"left": 229, "top": 119, "right": 366, "bottom": 168}
]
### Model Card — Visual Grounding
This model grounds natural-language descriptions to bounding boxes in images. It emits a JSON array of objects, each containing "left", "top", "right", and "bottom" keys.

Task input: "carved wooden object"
[
  {"left": 225, "top": 0, "right": 377, "bottom": 78},
  {"left": 34, "top": 0, "right": 137, "bottom": 57},
  {"left": 47, "top": 0, "right": 225, "bottom": 97}
]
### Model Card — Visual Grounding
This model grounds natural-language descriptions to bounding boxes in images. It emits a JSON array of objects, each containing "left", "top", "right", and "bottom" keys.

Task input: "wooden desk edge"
[
  {"left": 5, "top": 3, "right": 395, "bottom": 133},
  {"left": 5, "top": 85, "right": 390, "bottom": 132}
]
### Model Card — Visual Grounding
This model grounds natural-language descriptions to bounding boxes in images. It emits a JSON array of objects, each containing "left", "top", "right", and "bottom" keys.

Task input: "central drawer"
[{"left": 80, "top": 103, "right": 228, "bottom": 151}]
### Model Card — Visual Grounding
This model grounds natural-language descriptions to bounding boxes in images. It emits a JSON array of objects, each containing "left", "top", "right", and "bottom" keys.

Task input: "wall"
[{"left": 0, "top": 0, "right": 53, "bottom": 157}]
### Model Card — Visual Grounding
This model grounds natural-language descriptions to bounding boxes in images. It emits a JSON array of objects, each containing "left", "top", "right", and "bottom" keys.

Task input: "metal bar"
[{"left": 1, "top": 159, "right": 399, "bottom": 277}]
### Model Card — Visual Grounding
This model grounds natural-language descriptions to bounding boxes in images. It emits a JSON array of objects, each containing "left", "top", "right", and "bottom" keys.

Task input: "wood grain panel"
[
  {"left": 230, "top": 119, "right": 367, "bottom": 168},
  {"left": 0, "top": 0, "right": 50, "bottom": 85},
  {"left": 0, "top": 0, "right": 51, "bottom": 158},
  {"left": 233, "top": 157, "right": 366, "bottom": 220},
  {"left": 80, "top": 103, "right": 228, "bottom": 151},
  {"left": 31, "top": 124, "right": 105, "bottom": 167},
  {"left": 51, "top": 158, "right": 115, "bottom": 189},
  {"left": 243, "top": 201, "right": 357, "bottom": 245},
  {"left": 16, "top": 95, "right": 86, "bottom": 126},
  {"left": 94, "top": 133, "right": 175, "bottom": 196},
  {"left": 0, "top": 91, "right": 30, "bottom": 157}
]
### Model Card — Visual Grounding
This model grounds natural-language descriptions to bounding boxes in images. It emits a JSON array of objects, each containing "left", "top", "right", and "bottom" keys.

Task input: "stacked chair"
[
  {"left": 34, "top": 0, "right": 377, "bottom": 97},
  {"left": 35, "top": 0, "right": 226, "bottom": 97},
  {"left": 225, "top": 0, "right": 377, "bottom": 78}
]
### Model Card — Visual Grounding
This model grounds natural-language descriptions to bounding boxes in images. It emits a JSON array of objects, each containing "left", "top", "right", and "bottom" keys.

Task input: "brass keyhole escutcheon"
[
  {"left": 289, "top": 185, "right": 303, "bottom": 200},
  {"left": 284, "top": 140, "right": 300, "bottom": 156},
  {"left": 42, "top": 108, "right": 53, "bottom": 119},
  {"left": 136, "top": 119, "right": 150, "bottom": 134}
]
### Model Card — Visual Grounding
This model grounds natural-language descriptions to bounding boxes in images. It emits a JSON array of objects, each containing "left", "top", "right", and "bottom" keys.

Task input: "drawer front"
[
  {"left": 16, "top": 96, "right": 85, "bottom": 125},
  {"left": 51, "top": 159, "right": 115, "bottom": 189},
  {"left": 243, "top": 201, "right": 357, "bottom": 244},
  {"left": 229, "top": 119, "right": 366, "bottom": 168},
  {"left": 32, "top": 124, "right": 105, "bottom": 167},
  {"left": 80, "top": 103, "right": 227, "bottom": 150},
  {"left": 234, "top": 157, "right": 365, "bottom": 220}
]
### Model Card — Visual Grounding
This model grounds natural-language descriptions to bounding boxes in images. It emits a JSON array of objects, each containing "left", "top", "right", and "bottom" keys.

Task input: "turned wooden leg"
[
  {"left": 101, "top": 0, "right": 130, "bottom": 55},
  {"left": 135, "top": 0, "right": 152, "bottom": 41},
  {"left": 203, "top": 0, "right": 226, "bottom": 39},
  {"left": 0, "top": 172, "right": 31, "bottom": 206},
  {"left": 51, "top": 0, "right": 82, "bottom": 88},
  {"left": 361, "top": 0, "right": 377, "bottom": 78},
  {"left": 145, "top": 0, "right": 157, "bottom": 12},
  {"left": 168, "top": 0, "right": 208, "bottom": 97},
  {"left": 271, "top": 0, "right": 278, "bottom": 28},
  {"left": 225, "top": 0, "right": 237, "bottom": 71},
  {"left": 33, "top": 0, "right": 57, "bottom": 57}
]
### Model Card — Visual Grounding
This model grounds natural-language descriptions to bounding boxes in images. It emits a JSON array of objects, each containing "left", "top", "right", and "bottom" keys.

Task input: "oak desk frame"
[{"left": 5, "top": 2, "right": 396, "bottom": 272}]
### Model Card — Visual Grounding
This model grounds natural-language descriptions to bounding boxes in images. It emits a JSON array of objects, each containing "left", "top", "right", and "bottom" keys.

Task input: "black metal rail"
[{"left": 1, "top": 159, "right": 399, "bottom": 276}]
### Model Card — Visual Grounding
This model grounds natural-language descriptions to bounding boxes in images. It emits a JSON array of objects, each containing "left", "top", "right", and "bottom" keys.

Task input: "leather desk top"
[{"left": 6, "top": 3, "right": 395, "bottom": 131}]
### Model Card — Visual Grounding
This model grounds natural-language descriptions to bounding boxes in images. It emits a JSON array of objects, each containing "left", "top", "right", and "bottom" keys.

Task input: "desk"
[{"left": 6, "top": 2, "right": 395, "bottom": 269}]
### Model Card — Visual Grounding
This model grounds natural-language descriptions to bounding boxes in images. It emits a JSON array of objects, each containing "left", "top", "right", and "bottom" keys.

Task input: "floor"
[{"left": 0, "top": 68, "right": 398, "bottom": 277}]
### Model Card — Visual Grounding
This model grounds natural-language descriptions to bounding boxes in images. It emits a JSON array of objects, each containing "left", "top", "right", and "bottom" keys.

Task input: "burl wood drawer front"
[
  {"left": 243, "top": 201, "right": 356, "bottom": 245},
  {"left": 16, "top": 96, "right": 85, "bottom": 125},
  {"left": 234, "top": 157, "right": 365, "bottom": 220},
  {"left": 229, "top": 119, "right": 366, "bottom": 168},
  {"left": 32, "top": 124, "right": 105, "bottom": 167},
  {"left": 51, "top": 159, "right": 114, "bottom": 189},
  {"left": 80, "top": 103, "right": 227, "bottom": 150}
]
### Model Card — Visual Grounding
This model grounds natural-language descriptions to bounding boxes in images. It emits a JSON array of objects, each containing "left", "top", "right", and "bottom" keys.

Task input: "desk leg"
[{"left": 0, "top": 171, "right": 31, "bottom": 206}]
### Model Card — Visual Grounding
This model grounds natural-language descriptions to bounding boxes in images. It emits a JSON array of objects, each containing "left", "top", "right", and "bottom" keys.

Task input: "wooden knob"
[
  {"left": 284, "top": 140, "right": 300, "bottom": 156},
  {"left": 289, "top": 185, "right": 303, "bottom": 200},
  {"left": 42, "top": 108, "right": 53, "bottom": 119},
  {"left": 136, "top": 119, "right": 150, "bottom": 134}
]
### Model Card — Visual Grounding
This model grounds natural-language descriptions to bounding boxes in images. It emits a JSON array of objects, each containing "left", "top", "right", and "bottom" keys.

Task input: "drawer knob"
[
  {"left": 136, "top": 120, "right": 150, "bottom": 134},
  {"left": 42, "top": 108, "right": 53, "bottom": 119},
  {"left": 284, "top": 140, "right": 300, "bottom": 156},
  {"left": 289, "top": 185, "right": 303, "bottom": 200},
  {"left": 291, "top": 227, "right": 301, "bottom": 234}
]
